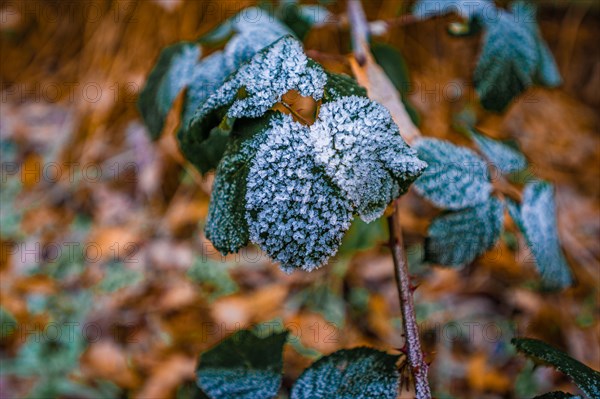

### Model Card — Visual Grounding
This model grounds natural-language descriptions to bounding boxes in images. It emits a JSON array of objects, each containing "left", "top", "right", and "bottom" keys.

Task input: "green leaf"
[
  {"left": 246, "top": 114, "right": 354, "bottom": 272},
  {"left": 138, "top": 42, "right": 200, "bottom": 139},
  {"left": 512, "top": 338, "right": 600, "bottom": 399},
  {"left": 205, "top": 113, "right": 275, "bottom": 254},
  {"left": 425, "top": 197, "right": 503, "bottom": 266},
  {"left": 474, "top": 3, "right": 561, "bottom": 112},
  {"left": 98, "top": 263, "right": 143, "bottom": 293},
  {"left": 310, "top": 96, "right": 427, "bottom": 222},
  {"left": 510, "top": 1, "right": 561, "bottom": 87},
  {"left": 469, "top": 130, "right": 527, "bottom": 175},
  {"left": 371, "top": 42, "right": 420, "bottom": 125},
  {"left": 474, "top": 10, "right": 537, "bottom": 112},
  {"left": 290, "top": 347, "right": 400, "bottom": 399},
  {"left": 414, "top": 138, "right": 492, "bottom": 210},
  {"left": 196, "top": 329, "right": 288, "bottom": 399},
  {"left": 533, "top": 392, "right": 582, "bottom": 399},
  {"left": 185, "top": 36, "right": 326, "bottom": 165},
  {"left": 322, "top": 71, "right": 368, "bottom": 102},
  {"left": 199, "top": 7, "right": 290, "bottom": 47},
  {"left": 507, "top": 181, "right": 572, "bottom": 289},
  {"left": 277, "top": 3, "right": 332, "bottom": 40}
]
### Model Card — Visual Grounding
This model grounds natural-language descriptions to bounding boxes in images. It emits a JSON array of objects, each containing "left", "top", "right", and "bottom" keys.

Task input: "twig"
[
  {"left": 347, "top": 0, "right": 369, "bottom": 66},
  {"left": 388, "top": 209, "right": 431, "bottom": 399},
  {"left": 346, "top": 1, "right": 432, "bottom": 398}
]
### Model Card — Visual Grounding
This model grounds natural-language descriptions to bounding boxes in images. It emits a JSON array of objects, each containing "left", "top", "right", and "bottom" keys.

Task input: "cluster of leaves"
[
  {"left": 512, "top": 337, "right": 600, "bottom": 399},
  {"left": 414, "top": 0, "right": 562, "bottom": 111},
  {"left": 412, "top": 129, "right": 572, "bottom": 289},
  {"left": 138, "top": 7, "right": 426, "bottom": 272},
  {"left": 195, "top": 327, "right": 400, "bottom": 399}
]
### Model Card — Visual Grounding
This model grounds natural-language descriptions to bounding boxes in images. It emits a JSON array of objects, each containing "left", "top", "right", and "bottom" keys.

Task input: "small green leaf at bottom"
[
  {"left": 290, "top": 347, "right": 400, "bottom": 399},
  {"left": 196, "top": 329, "right": 288, "bottom": 399},
  {"left": 512, "top": 338, "right": 600, "bottom": 399}
]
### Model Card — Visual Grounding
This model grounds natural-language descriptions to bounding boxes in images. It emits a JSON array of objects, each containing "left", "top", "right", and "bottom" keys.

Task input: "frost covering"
[
  {"left": 180, "top": 34, "right": 425, "bottom": 272},
  {"left": 311, "top": 96, "right": 427, "bottom": 222},
  {"left": 246, "top": 115, "right": 354, "bottom": 272}
]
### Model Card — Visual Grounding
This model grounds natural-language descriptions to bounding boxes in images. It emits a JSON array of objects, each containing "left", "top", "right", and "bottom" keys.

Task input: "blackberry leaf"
[
  {"left": 196, "top": 329, "right": 288, "bottom": 399},
  {"left": 186, "top": 36, "right": 326, "bottom": 149},
  {"left": 507, "top": 181, "right": 572, "bottom": 289},
  {"left": 470, "top": 130, "right": 527, "bottom": 175},
  {"left": 137, "top": 42, "right": 200, "bottom": 139},
  {"left": 291, "top": 347, "right": 400, "bottom": 399},
  {"left": 425, "top": 197, "right": 504, "bottom": 266},
  {"left": 414, "top": 138, "right": 491, "bottom": 210},
  {"left": 246, "top": 115, "right": 354, "bottom": 272},
  {"left": 512, "top": 338, "right": 600, "bottom": 399},
  {"left": 310, "top": 96, "right": 427, "bottom": 222},
  {"left": 205, "top": 114, "right": 275, "bottom": 254}
]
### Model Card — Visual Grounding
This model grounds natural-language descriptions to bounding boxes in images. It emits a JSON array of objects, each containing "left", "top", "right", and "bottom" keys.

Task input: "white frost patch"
[
  {"left": 309, "top": 96, "right": 427, "bottom": 222},
  {"left": 245, "top": 114, "right": 353, "bottom": 272}
]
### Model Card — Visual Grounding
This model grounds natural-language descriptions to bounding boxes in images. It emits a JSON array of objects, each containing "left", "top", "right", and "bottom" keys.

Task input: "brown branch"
[{"left": 388, "top": 207, "right": 432, "bottom": 399}]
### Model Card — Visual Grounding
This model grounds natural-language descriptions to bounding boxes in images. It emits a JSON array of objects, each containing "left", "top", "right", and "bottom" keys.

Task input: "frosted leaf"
[
  {"left": 470, "top": 130, "right": 527, "bottom": 175},
  {"left": 245, "top": 114, "right": 353, "bottom": 272},
  {"left": 512, "top": 338, "right": 600, "bottom": 399},
  {"left": 473, "top": 4, "right": 560, "bottom": 112},
  {"left": 199, "top": 6, "right": 291, "bottom": 49},
  {"left": 205, "top": 114, "right": 274, "bottom": 254},
  {"left": 223, "top": 15, "right": 291, "bottom": 72},
  {"left": 224, "top": 36, "right": 326, "bottom": 118},
  {"left": 196, "top": 329, "right": 288, "bottom": 399},
  {"left": 510, "top": 1, "right": 562, "bottom": 87},
  {"left": 413, "top": 138, "right": 492, "bottom": 210},
  {"left": 310, "top": 96, "right": 427, "bottom": 222},
  {"left": 180, "top": 52, "right": 232, "bottom": 130},
  {"left": 137, "top": 42, "right": 200, "bottom": 139},
  {"left": 291, "top": 347, "right": 400, "bottom": 399},
  {"left": 188, "top": 36, "right": 326, "bottom": 145},
  {"left": 177, "top": 52, "right": 234, "bottom": 172},
  {"left": 425, "top": 197, "right": 503, "bottom": 266},
  {"left": 507, "top": 181, "right": 572, "bottom": 289},
  {"left": 412, "top": 0, "right": 494, "bottom": 20}
]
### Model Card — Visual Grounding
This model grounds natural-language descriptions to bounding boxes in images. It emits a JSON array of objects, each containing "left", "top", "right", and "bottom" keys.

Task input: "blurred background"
[{"left": 0, "top": 1, "right": 598, "bottom": 398}]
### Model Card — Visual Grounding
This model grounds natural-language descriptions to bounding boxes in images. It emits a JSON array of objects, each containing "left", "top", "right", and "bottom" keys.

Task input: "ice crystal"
[
  {"left": 310, "top": 96, "right": 427, "bottom": 222},
  {"left": 245, "top": 114, "right": 353, "bottom": 272}
]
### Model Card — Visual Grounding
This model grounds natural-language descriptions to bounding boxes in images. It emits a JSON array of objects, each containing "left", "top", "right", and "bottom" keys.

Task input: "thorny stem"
[
  {"left": 388, "top": 204, "right": 432, "bottom": 399},
  {"left": 347, "top": 0, "right": 432, "bottom": 397}
]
